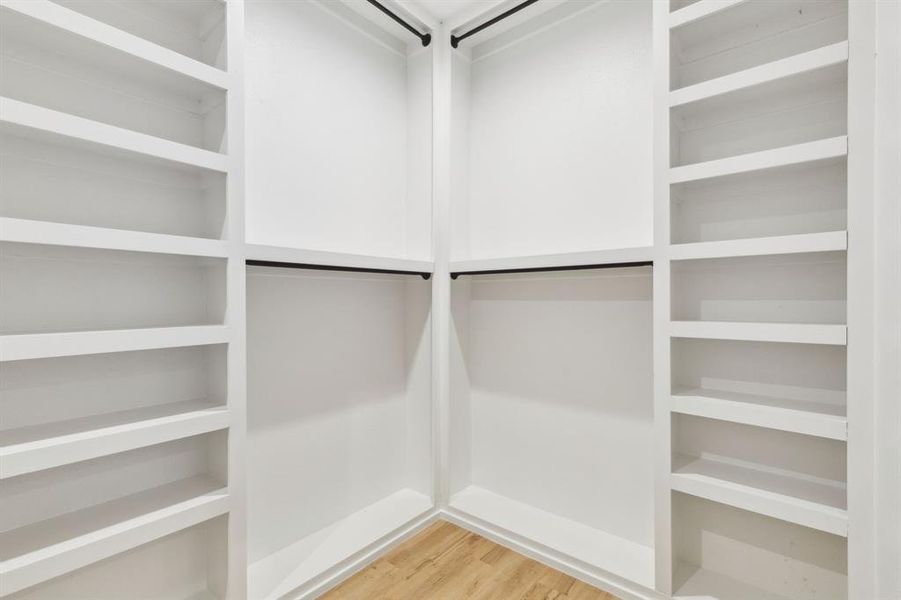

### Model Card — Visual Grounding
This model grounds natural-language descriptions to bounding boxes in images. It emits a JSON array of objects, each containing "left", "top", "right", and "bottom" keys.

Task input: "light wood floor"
[{"left": 320, "top": 521, "right": 620, "bottom": 600}]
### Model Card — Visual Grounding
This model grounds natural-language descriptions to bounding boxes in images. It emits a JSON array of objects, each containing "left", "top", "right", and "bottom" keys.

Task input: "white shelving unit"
[
  {"left": 0, "top": 0, "right": 244, "bottom": 596},
  {"left": 656, "top": 0, "right": 877, "bottom": 597}
]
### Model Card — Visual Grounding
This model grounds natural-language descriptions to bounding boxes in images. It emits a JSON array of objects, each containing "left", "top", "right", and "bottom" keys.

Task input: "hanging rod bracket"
[
  {"left": 366, "top": 0, "right": 432, "bottom": 46},
  {"left": 450, "top": 261, "right": 653, "bottom": 279},
  {"left": 247, "top": 260, "right": 431, "bottom": 280},
  {"left": 450, "top": 0, "right": 541, "bottom": 48}
]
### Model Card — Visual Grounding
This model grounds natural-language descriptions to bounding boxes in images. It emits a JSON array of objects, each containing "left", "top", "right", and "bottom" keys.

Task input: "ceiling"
[{"left": 407, "top": 0, "right": 488, "bottom": 22}]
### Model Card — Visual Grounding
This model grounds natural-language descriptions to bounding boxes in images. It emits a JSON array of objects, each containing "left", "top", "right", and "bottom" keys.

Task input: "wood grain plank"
[{"left": 320, "top": 521, "right": 620, "bottom": 600}]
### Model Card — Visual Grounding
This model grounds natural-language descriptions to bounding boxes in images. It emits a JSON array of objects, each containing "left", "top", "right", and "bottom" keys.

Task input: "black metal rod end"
[
  {"left": 450, "top": 35, "right": 460, "bottom": 48},
  {"left": 450, "top": 273, "right": 460, "bottom": 279},
  {"left": 421, "top": 33, "right": 432, "bottom": 47},
  {"left": 421, "top": 273, "right": 432, "bottom": 280}
]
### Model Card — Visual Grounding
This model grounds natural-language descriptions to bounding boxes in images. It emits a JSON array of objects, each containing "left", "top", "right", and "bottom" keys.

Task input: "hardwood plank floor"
[{"left": 319, "top": 521, "right": 620, "bottom": 600}]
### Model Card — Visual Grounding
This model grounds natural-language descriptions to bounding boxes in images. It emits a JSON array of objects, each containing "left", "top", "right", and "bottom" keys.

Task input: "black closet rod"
[
  {"left": 247, "top": 260, "right": 432, "bottom": 280},
  {"left": 366, "top": 0, "right": 432, "bottom": 46},
  {"left": 450, "top": 260, "right": 653, "bottom": 279},
  {"left": 451, "top": 0, "right": 540, "bottom": 48}
]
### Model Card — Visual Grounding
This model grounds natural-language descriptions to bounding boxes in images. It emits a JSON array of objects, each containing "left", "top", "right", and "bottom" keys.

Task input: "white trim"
[
  {"left": 669, "top": 231, "right": 847, "bottom": 261},
  {"left": 0, "top": 97, "right": 229, "bottom": 172},
  {"left": 0, "top": 325, "right": 231, "bottom": 362},
  {"left": 670, "top": 42, "right": 848, "bottom": 107},
  {"left": 0, "top": 218, "right": 229, "bottom": 258},
  {"left": 450, "top": 246, "right": 654, "bottom": 274},
  {"left": 0, "top": 402, "right": 229, "bottom": 479},
  {"left": 441, "top": 509, "right": 662, "bottom": 600},
  {"left": 245, "top": 244, "right": 432, "bottom": 274},
  {"left": 669, "top": 137, "right": 848, "bottom": 184},
  {"left": 669, "top": 321, "right": 848, "bottom": 345}
]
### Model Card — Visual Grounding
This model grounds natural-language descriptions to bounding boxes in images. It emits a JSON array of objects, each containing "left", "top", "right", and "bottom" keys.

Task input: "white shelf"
[
  {"left": 248, "top": 488, "right": 432, "bottom": 600},
  {"left": 669, "top": 321, "right": 847, "bottom": 346},
  {"left": 669, "top": 136, "right": 848, "bottom": 184},
  {"left": 0, "top": 97, "right": 228, "bottom": 173},
  {"left": 671, "top": 389, "right": 847, "bottom": 441},
  {"left": 0, "top": 218, "right": 229, "bottom": 258},
  {"left": 674, "top": 561, "right": 794, "bottom": 600},
  {"left": 0, "top": 325, "right": 231, "bottom": 362},
  {"left": 669, "top": 231, "right": 847, "bottom": 261},
  {"left": 670, "top": 41, "right": 849, "bottom": 107},
  {"left": 449, "top": 246, "right": 654, "bottom": 276},
  {"left": 0, "top": 0, "right": 229, "bottom": 90},
  {"left": 671, "top": 455, "right": 847, "bottom": 536},
  {"left": 245, "top": 244, "right": 433, "bottom": 276},
  {"left": 0, "top": 476, "right": 228, "bottom": 597},
  {"left": 448, "top": 485, "right": 655, "bottom": 590},
  {"left": 669, "top": 0, "right": 749, "bottom": 29},
  {"left": 0, "top": 401, "right": 229, "bottom": 479}
]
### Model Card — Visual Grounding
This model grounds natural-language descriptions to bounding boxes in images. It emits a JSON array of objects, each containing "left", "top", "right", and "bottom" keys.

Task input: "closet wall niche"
[
  {"left": 447, "top": 2, "right": 656, "bottom": 598},
  {"left": 243, "top": 1, "right": 434, "bottom": 598}
]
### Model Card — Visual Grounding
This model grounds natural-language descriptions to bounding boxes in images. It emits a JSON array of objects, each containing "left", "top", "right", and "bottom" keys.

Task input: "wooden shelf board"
[
  {"left": 669, "top": 321, "right": 847, "bottom": 346},
  {"left": 0, "top": 325, "right": 231, "bottom": 362},
  {"left": 448, "top": 485, "right": 655, "bottom": 590},
  {"left": 671, "top": 388, "right": 847, "bottom": 440},
  {"left": 669, "top": 0, "right": 749, "bottom": 29},
  {"left": 0, "top": 476, "right": 229, "bottom": 596},
  {"left": 245, "top": 244, "right": 433, "bottom": 275},
  {"left": 669, "top": 231, "right": 847, "bottom": 261},
  {"left": 671, "top": 455, "right": 847, "bottom": 536},
  {"left": 1, "top": 0, "right": 228, "bottom": 90},
  {"left": 669, "top": 137, "right": 848, "bottom": 184},
  {"left": 0, "top": 218, "right": 228, "bottom": 258},
  {"left": 0, "top": 401, "right": 229, "bottom": 479},
  {"left": 670, "top": 42, "right": 849, "bottom": 107},
  {"left": 248, "top": 488, "right": 432, "bottom": 600},
  {"left": 0, "top": 97, "right": 228, "bottom": 173},
  {"left": 449, "top": 246, "right": 654, "bottom": 276}
]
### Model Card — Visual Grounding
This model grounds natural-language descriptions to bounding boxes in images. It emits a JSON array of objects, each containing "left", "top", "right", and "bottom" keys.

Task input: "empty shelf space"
[
  {"left": 248, "top": 489, "right": 433, "bottom": 600},
  {"left": 669, "top": 0, "right": 749, "bottom": 29},
  {"left": 671, "top": 454, "right": 847, "bottom": 536},
  {"left": 671, "top": 389, "right": 846, "bottom": 440},
  {"left": 449, "top": 246, "right": 654, "bottom": 276},
  {"left": 674, "top": 562, "right": 796, "bottom": 600},
  {"left": 245, "top": 244, "right": 433, "bottom": 276},
  {"left": 669, "top": 321, "right": 847, "bottom": 345},
  {"left": 448, "top": 485, "right": 655, "bottom": 591},
  {"left": 0, "top": 97, "right": 228, "bottom": 172},
  {"left": 0, "top": 401, "right": 229, "bottom": 479},
  {"left": 669, "top": 231, "right": 847, "bottom": 261},
  {"left": 0, "top": 476, "right": 229, "bottom": 597},
  {"left": 0, "top": 325, "right": 231, "bottom": 362},
  {"left": 0, "top": 0, "right": 228, "bottom": 90},
  {"left": 0, "top": 218, "right": 228, "bottom": 258},
  {"left": 670, "top": 136, "right": 847, "bottom": 184},
  {"left": 670, "top": 41, "right": 848, "bottom": 107}
]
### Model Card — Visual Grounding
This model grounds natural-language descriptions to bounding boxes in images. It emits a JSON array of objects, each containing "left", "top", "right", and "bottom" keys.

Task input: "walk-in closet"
[{"left": 0, "top": 0, "right": 897, "bottom": 599}]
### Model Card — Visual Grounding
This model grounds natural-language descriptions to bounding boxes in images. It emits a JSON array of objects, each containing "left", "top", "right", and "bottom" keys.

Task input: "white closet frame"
[{"left": 1, "top": 0, "right": 896, "bottom": 598}]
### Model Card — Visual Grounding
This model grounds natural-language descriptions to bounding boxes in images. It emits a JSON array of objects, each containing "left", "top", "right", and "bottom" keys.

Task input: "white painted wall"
[
  {"left": 454, "top": 0, "right": 653, "bottom": 259},
  {"left": 244, "top": 0, "right": 431, "bottom": 259},
  {"left": 451, "top": 269, "right": 654, "bottom": 548},
  {"left": 245, "top": 268, "right": 431, "bottom": 564}
]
